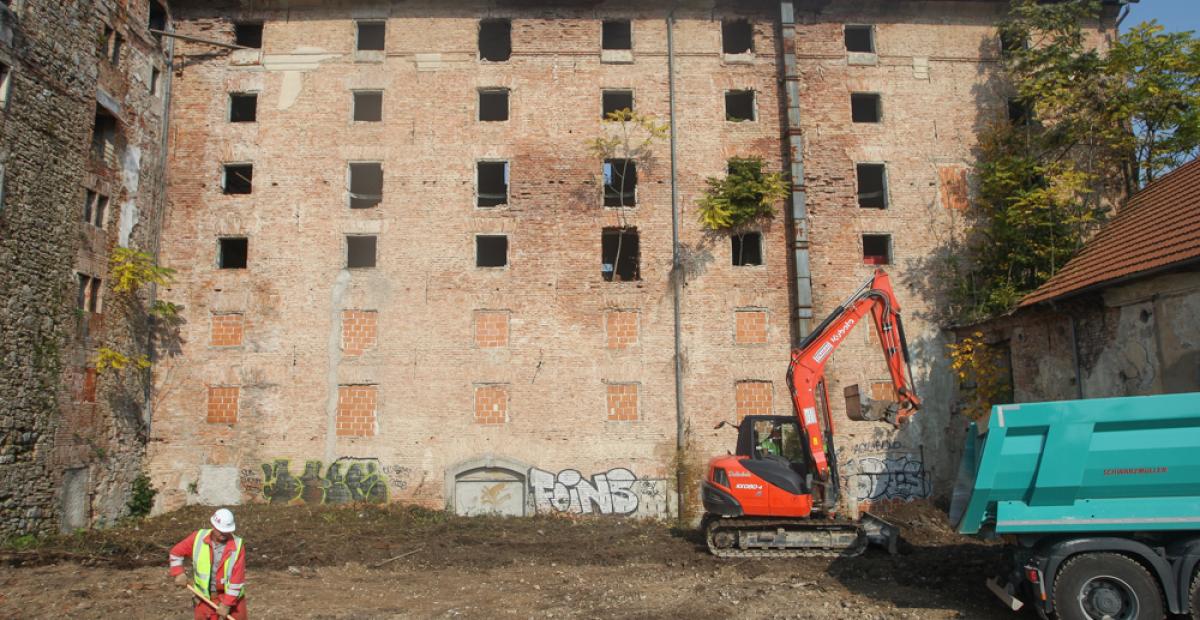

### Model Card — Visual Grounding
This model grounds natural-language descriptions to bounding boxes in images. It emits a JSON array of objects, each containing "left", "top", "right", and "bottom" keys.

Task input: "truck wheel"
[
  {"left": 1053, "top": 553, "right": 1164, "bottom": 620},
  {"left": 1189, "top": 569, "right": 1200, "bottom": 620}
]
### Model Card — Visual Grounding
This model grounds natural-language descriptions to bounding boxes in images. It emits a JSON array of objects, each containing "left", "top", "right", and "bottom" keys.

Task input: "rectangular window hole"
[
  {"left": 851, "top": 93, "right": 881, "bottom": 123},
  {"left": 218, "top": 237, "right": 249, "bottom": 269},
  {"left": 602, "top": 90, "right": 633, "bottom": 118},
  {"left": 83, "top": 190, "right": 109, "bottom": 228},
  {"left": 110, "top": 32, "right": 123, "bottom": 65},
  {"left": 479, "top": 89, "right": 509, "bottom": 122},
  {"left": 479, "top": 19, "right": 511, "bottom": 62},
  {"left": 353, "top": 91, "right": 383, "bottom": 122},
  {"left": 725, "top": 90, "right": 755, "bottom": 122},
  {"left": 92, "top": 107, "right": 118, "bottom": 160},
  {"left": 477, "top": 161, "right": 509, "bottom": 207},
  {"left": 357, "top": 21, "right": 385, "bottom": 51},
  {"left": 862, "top": 234, "right": 891, "bottom": 265},
  {"left": 1008, "top": 98, "right": 1031, "bottom": 125},
  {"left": 602, "top": 20, "right": 631, "bottom": 50},
  {"left": 856, "top": 163, "right": 887, "bottom": 209},
  {"left": 476, "top": 235, "right": 508, "bottom": 268},
  {"left": 235, "top": 22, "right": 263, "bottom": 49},
  {"left": 149, "top": 1, "right": 167, "bottom": 34},
  {"left": 1000, "top": 30, "right": 1027, "bottom": 57},
  {"left": 845, "top": 25, "right": 874, "bottom": 53},
  {"left": 349, "top": 162, "right": 383, "bottom": 209},
  {"left": 229, "top": 93, "right": 257, "bottom": 122},
  {"left": 732, "top": 232, "right": 763, "bottom": 266},
  {"left": 346, "top": 235, "right": 377, "bottom": 268},
  {"left": 150, "top": 67, "right": 161, "bottom": 95},
  {"left": 602, "top": 228, "right": 640, "bottom": 282},
  {"left": 603, "top": 159, "right": 637, "bottom": 207},
  {"left": 722, "top": 19, "right": 753, "bottom": 54},
  {"left": 77, "top": 273, "right": 102, "bottom": 313},
  {"left": 223, "top": 164, "right": 253, "bottom": 195}
]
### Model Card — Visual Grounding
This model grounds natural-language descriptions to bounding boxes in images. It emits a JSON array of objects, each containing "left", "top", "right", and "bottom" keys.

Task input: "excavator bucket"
[{"left": 859, "top": 511, "right": 901, "bottom": 554}]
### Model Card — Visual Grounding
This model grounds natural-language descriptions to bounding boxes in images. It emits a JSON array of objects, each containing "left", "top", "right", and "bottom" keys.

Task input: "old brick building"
[{"left": 0, "top": 0, "right": 171, "bottom": 535}]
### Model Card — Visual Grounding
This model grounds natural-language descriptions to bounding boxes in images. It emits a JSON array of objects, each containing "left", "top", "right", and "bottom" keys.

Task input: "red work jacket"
[{"left": 168, "top": 530, "right": 246, "bottom": 606}]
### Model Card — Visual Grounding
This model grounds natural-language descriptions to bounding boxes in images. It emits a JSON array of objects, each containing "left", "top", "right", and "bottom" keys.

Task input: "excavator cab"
[{"left": 736, "top": 415, "right": 810, "bottom": 496}]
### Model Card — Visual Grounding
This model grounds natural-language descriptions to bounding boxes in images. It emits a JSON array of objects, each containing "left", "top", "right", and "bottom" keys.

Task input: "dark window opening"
[
  {"left": 603, "top": 159, "right": 637, "bottom": 207},
  {"left": 83, "top": 190, "right": 109, "bottom": 228},
  {"left": 602, "top": 228, "right": 640, "bottom": 282},
  {"left": 230, "top": 93, "right": 257, "bottom": 122},
  {"left": 722, "top": 19, "right": 753, "bottom": 54},
  {"left": 479, "top": 19, "right": 511, "bottom": 62},
  {"left": 108, "top": 31, "right": 123, "bottom": 65},
  {"left": 150, "top": 67, "right": 161, "bottom": 95},
  {"left": 357, "top": 21, "right": 385, "bottom": 51},
  {"left": 476, "top": 235, "right": 508, "bottom": 268},
  {"left": 1000, "top": 30, "right": 1027, "bottom": 57},
  {"left": 602, "top": 90, "right": 633, "bottom": 118},
  {"left": 732, "top": 232, "right": 763, "bottom": 266},
  {"left": 346, "top": 235, "right": 377, "bottom": 268},
  {"left": 477, "top": 161, "right": 509, "bottom": 207},
  {"left": 149, "top": 1, "right": 168, "bottom": 36},
  {"left": 91, "top": 108, "right": 118, "bottom": 161},
  {"left": 479, "top": 89, "right": 509, "bottom": 122},
  {"left": 851, "top": 93, "right": 881, "bottom": 123},
  {"left": 602, "top": 20, "right": 632, "bottom": 50},
  {"left": 223, "top": 164, "right": 253, "bottom": 195},
  {"left": 726, "top": 90, "right": 755, "bottom": 122},
  {"left": 353, "top": 91, "right": 383, "bottom": 122},
  {"left": 845, "top": 25, "right": 874, "bottom": 53},
  {"left": 77, "top": 273, "right": 102, "bottom": 313},
  {"left": 1008, "top": 98, "right": 1032, "bottom": 126},
  {"left": 235, "top": 22, "right": 263, "bottom": 49},
  {"left": 218, "top": 238, "right": 248, "bottom": 269},
  {"left": 856, "top": 163, "right": 886, "bottom": 209},
  {"left": 862, "top": 234, "right": 891, "bottom": 265},
  {"left": 349, "top": 162, "right": 383, "bottom": 209}
]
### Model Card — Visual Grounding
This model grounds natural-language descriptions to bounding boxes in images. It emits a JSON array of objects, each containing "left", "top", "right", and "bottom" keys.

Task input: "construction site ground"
[{"left": 0, "top": 501, "right": 1022, "bottom": 619}]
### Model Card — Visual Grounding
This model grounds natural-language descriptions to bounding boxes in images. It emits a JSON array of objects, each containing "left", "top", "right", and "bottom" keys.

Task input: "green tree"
[{"left": 696, "top": 157, "right": 788, "bottom": 265}]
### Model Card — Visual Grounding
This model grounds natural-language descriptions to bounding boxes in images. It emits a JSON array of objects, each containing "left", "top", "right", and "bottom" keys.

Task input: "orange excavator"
[{"left": 702, "top": 269, "right": 921, "bottom": 557}]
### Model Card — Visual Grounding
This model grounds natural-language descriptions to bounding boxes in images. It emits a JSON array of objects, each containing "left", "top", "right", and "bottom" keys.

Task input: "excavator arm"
[{"left": 787, "top": 269, "right": 921, "bottom": 485}]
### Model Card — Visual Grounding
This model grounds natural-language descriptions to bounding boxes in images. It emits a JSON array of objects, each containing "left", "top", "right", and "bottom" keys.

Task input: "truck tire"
[
  {"left": 1053, "top": 553, "right": 1164, "bottom": 620},
  {"left": 1189, "top": 569, "right": 1200, "bottom": 620}
]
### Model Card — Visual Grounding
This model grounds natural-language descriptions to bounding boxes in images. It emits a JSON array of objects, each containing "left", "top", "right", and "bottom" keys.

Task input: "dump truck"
[{"left": 950, "top": 392, "right": 1200, "bottom": 620}]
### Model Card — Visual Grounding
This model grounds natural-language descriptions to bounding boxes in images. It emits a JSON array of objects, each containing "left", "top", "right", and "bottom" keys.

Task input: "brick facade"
[
  {"left": 735, "top": 380, "right": 773, "bottom": 420},
  {"left": 474, "top": 384, "right": 509, "bottom": 425},
  {"left": 210, "top": 313, "right": 245, "bottom": 347},
  {"left": 473, "top": 310, "right": 508, "bottom": 349},
  {"left": 605, "top": 310, "right": 639, "bottom": 349},
  {"left": 606, "top": 383, "right": 639, "bottom": 422},
  {"left": 336, "top": 385, "right": 377, "bottom": 436},
  {"left": 207, "top": 386, "right": 240, "bottom": 424},
  {"left": 734, "top": 309, "right": 768, "bottom": 345},
  {"left": 341, "top": 310, "right": 378, "bottom": 355}
]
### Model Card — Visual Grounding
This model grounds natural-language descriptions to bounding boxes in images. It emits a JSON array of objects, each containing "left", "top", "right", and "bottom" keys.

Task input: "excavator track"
[{"left": 704, "top": 517, "right": 870, "bottom": 559}]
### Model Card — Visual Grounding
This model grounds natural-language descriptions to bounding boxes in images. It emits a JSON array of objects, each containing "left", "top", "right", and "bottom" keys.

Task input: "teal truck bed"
[{"left": 948, "top": 392, "right": 1200, "bottom": 619}]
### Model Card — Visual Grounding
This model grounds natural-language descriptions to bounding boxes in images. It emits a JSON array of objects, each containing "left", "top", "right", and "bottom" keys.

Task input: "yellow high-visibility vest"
[{"left": 191, "top": 528, "right": 244, "bottom": 599}]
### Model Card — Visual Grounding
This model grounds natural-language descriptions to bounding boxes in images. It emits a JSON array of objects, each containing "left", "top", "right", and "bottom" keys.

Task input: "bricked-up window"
[
  {"left": 722, "top": 19, "right": 753, "bottom": 54},
  {"left": 476, "top": 235, "right": 508, "bottom": 268},
  {"left": 731, "top": 232, "right": 763, "bottom": 266},
  {"left": 79, "top": 367, "right": 98, "bottom": 403},
  {"left": 92, "top": 108, "right": 118, "bottom": 162},
  {"left": 348, "top": 162, "right": 383, "bottom": 209},
  {"left": 606, "top": 383, "right": 638, "bottom": 421},
  {"left": 83, "top": 190, "right": 109, "bottom": 228},
  {"left": 862, "top": 234, "right": 892, "bottom": 265},
  {"left": 341, "top": 309, "right": 378, "bottom": 355},
  {"left": 605, "top": 310, "right": 638, "bottom": 349},
  {"left": 735, "top": 310, "right": 768, "bottom": 345},
  {"left": 336, "top": 385, "right": 377, "bottom": 436},
  {"left": 76, "top": 273, "right": 102, "bottom": 313},
  {"left": 210, "top": 313, "right": 245, "bottom": 347},
  {"left": 603, "top": 159, "right": 637, "bottom": 206},
  {"left": 856, "top": 163, "right": 887, "bottom": 209},
  {"left": 207, "top": 386, "right": 240, "bottom": 424},
  {"left": 223, "top": 163, "right": 253, "bottom": 194},
  {"left": 474, "top": 310, "right": 509, "bottom": 348},
  {"left": 353, "top": 91, "right": 383, "bottom": 122},
  {"left": 218, "top": 237, "right": 248, "bottom": 269},
  {"left": 725, "top": 90, "right": 755, "bottom": 122},
  {"left": 1008, "top": 98, "right": 1032, "bottom": 126},
  {"left": 356, "top": 21, "right": 385, "bottom": 51},
  {"left": 851, "top": 93, "right": 881, "bottom": 123},
  {"left": 229, "top": 93, "right": 257, "bottom": 122},
  {"left": 474, "top": 384, "right": 509, "bottom": 425},
  {"left": 602, "top": 90, "right": 633, "bottom": 118},
  {"left": 479, "top": 19, "right": 511, "bottom": 62},
  {"left": 602, "top": 20, "right": 632, "bottom": 50},
  {"left": 602, "top": 227, "right": 640, "bottom": 282},
  {"left": 477, "top": 161, "right": 509, "bottom": 207},
  {"left": 234, "top": 22, "right": 263, "bottom": 49},
  {"left": 346, "top": 235, "right": 377, "bottom": 268},
  {"left": 845, "top": 25, "right": 875, "bottom": 53},
  {"left": 479, "top": 89, "right": 509, "bottom": 122},
  {"left": 736, "top": 381, "right": 773, "bottom": 420}
]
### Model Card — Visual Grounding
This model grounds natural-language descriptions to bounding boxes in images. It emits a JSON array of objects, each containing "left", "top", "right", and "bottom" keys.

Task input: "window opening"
[
  {"left": 77, "top": 274, "right": 102, "bottom": 313},
  {"left": 357, "top": 21, "right": 385, "bottom": 51},
  {"left": 83, "top": 190, "right": 109, "bottom": 228},
  {"left": 353, "top": 91, "right": 383, "bottom": 122},
  {"left": 91, "top": 107, "right": 118, "bottom": 162},
  {"left": 722, "top": 19, "right": 753, "bottom": 54},
  {"left": 477, "top": 161, "right": 509, "bottom": 207},
  {"left": 479, "top": 19, "right": 511, "bottom": 62},
  {"left": 476, "top": 235, "right": 508, "bottom": 268},
  {"left": 602, "top": 90, "right": 633, "bottom": 118},
  {"left": 223, "top": 164, "right": 253, "bottom": 195},
  {"left": 109, "top": 32, "right": 123, "bottom": 65},
  {"left": 725, "top": 90, "right": 755, "bottom": 122},
  {"left": 845, "top": 25, "right": 874, "bottom": 53},
  {"left": 1000, "top": 30, "right": 1027, "bottom": 57},
  {"left": 851, "top": 93, "right": 881, "bottom": 123},
  {"left": 731, "top": 232, "right": 763, "bottom": 266},
  {"left": 230, "top": 93, "right": 257, "bottom": 122},
  {"left": 218, "top": 238, "right": 248, "bottom": 269},
  {"left": 346, "top": 235, "right": 377, "bottom": 268},
  {"left": 602, "top": 20, "right": 632, "bottom": 50},
  {"left": 149, "top": 1, "right": 167, "bottom": 37},
  {"left": 602, "top": 227, "right": 640, "bottom": 281},
  {"left": 234, "top": 22, "right": 263, "bottom": 49},
  {"left": 603, "top": 159, "right": 637, "bottom": 207},
  {"left": 0, "top": 62, "right": 9, "bottom": 108},
  {"left": 862, "top": 234, "right": 891, "bottom": 265},
  {"left": 856, "top": 163, "right": 887, "bottom": 209},
  {"left": 1008, "top": 98, "right": 1031, "bottom": 126},
  {"left": 348, "top": 163, "right": 383, "bottom": 209},
  {"left": 479, "top": 89, "right": 509, "bottom": 122},
  {"left": 150, "top": 67, "right": 161, "bottom": 95}
]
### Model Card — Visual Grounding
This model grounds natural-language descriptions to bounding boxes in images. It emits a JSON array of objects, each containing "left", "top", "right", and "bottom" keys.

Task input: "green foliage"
[
  {"left": 110, "top": 246, "right": 175, "bottom": 294},
  {"left": 150, "top": 299, "right": 182, "bottom": 320},
  {"left": 587, "top": 108, "right": 669, "bottom": 162},
  {"left": 94, "top": 346, "right": 151, "bottom": 375},
  {"left": 127, "top": 473, "right": 157, "bottom": 518},
  {"left": 697, "top": 157, "right": 788, "bottom": 232},
  {"left": 947, "top": 332, "right": 1013, "bottom": 420}
]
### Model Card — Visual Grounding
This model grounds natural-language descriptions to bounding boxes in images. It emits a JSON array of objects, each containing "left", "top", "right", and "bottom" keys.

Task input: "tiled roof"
[{"left": 1020, "top": 157, "right": 1200, "bottom": 306}]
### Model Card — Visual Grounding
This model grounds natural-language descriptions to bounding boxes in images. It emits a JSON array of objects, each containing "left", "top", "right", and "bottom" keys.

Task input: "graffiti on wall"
[
  {"left": 260, "top": 458, "right": 389, "bottom": 505},
  {"left": 845, "top": 454, "right": 931, "bottom": 502},
  {"left": 529, "top": 467, "right": 650, "bottom": 515}
]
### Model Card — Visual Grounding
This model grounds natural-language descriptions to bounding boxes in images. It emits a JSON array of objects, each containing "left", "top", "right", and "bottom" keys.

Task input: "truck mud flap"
[{"left": 987, "top": 576, "right": 1024, "bottom": 611}]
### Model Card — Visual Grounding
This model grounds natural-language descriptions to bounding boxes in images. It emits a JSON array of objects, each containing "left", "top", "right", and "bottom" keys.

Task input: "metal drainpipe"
[
  {"left": 779, "top": 1, "right": 814, "bottom": 341},
  {"left": 667, "top": 4, "right": 686, "bottom": 521}
]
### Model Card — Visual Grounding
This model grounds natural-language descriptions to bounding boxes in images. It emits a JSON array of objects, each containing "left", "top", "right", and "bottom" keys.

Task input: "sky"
[{"left": 1122, "top": 0, "right": 1200, "bottom": 34}]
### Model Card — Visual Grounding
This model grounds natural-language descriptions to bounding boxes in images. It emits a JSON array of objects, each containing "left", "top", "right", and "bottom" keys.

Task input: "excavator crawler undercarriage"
[{"left": 704, "top": 513, "right": 901, "bottom": 559}]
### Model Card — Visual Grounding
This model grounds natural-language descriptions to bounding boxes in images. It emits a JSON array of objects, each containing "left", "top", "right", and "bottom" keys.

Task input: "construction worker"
[
  {"left": 759, "top": 425, "right": 783, "bottom": 456},
  {"left": 168, "top": 508, "right": 247, "bottom": 620}
]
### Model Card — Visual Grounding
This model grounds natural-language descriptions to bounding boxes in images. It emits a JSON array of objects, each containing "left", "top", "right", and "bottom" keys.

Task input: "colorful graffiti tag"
[
  {"left": 529, "top": 467, "right": 641, "bottom": 515},
  {"left": 845, "top": 454, "right": 931, "bottom": 502},
  {"left": 261, "top": 458, "right": 388, "bottom": 505}
]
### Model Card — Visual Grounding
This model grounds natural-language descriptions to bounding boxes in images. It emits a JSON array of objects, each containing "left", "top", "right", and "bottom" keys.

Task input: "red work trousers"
[{"left": 192, "top": 595, "right": 247, "bottom": 620}]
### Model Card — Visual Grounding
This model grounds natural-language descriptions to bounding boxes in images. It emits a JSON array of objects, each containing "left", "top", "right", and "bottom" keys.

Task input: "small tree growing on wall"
[
  {"left": 94, "top": 247, "right": 181, "bottom": 374},
  {"left": 697, "top": 156, "right": 788, "bottom": 264}
]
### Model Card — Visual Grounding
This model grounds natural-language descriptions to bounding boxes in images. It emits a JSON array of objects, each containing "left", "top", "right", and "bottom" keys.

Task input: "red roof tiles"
[{"left": 1021, "top": 157, "right": 1200, "bottom": 306}]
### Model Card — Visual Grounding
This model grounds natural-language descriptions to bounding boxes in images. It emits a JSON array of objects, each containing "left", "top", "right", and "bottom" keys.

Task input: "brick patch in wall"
[
  {"left": 336, "top": 384, "right": 377, "bottom": 437},
  {"left": 473, "top": 310, "right": 509, "bottom": 348},
  {"left": 735, "top": 309, "right": 768, "bottom": 345},
  {"left": 474, "top": 384, "right": 509, "bottom": 425},
  {"left": 210, "top": 313, "right": 244, "bottom": 347},
  {"left": 605, "top": 309, "right": 639, "bottom": 349},
  {"left": 735, "top": 381, "right": 772, "bottom": 420},
  {"left": 342, "top": 310, "right": 378, "bottom": 356},
  {"left": 870, "top": 380, "right": 898, "bottom": 401},
  {"left": 207, "top": 386, "right": 240, "bottom": 424},
  {"left": 938, "top": 166, "right": 969, "bottom": 211},
  {"left": 606, "top": 383, "right": 639, "bottom": 421}
]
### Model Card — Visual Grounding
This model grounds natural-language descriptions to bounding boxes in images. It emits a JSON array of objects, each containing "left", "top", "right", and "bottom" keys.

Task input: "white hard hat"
[{"left": 210, "top": 508, "right": 236, "bottom": 533}]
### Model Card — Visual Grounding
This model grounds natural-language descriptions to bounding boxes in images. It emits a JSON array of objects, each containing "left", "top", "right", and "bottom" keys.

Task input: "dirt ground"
[{"left": 0, "top": 502, "right": 1026, "bottom": 619}]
